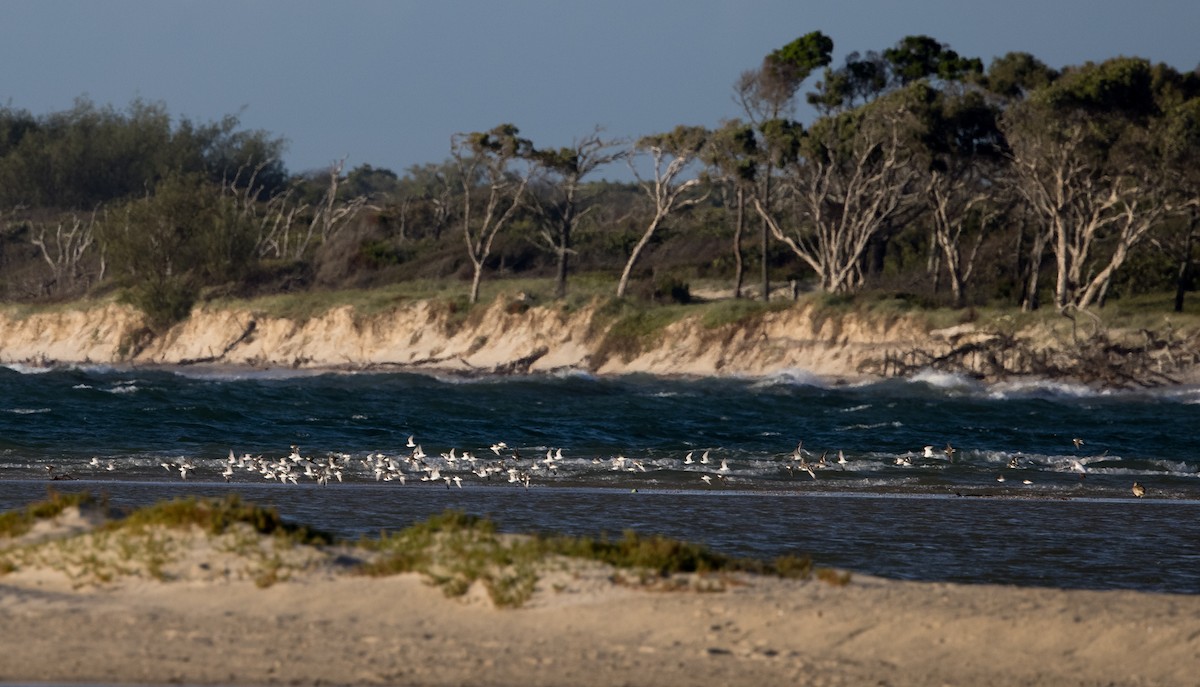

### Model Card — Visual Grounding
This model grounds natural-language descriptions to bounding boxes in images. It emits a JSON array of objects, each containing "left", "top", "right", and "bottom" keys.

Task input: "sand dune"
[{"left": 2, "top": 504, "right": 1197, "bottom": 686}]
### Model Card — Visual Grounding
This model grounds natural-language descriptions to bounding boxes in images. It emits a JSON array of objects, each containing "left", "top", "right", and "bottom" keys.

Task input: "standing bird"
[{"left": 1132, "top": 482, "right": 1146, "bottom": 498}]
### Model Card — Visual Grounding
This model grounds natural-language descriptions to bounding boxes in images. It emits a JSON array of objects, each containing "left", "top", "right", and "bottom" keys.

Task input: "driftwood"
[{"left": 865, "top": 324, "right": 1199, "bottom": 388}]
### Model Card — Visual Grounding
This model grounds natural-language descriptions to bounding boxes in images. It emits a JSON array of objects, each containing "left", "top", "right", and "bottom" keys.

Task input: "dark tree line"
[{"left": 2, "top": 33, "right": 1199, "bottom": 328}]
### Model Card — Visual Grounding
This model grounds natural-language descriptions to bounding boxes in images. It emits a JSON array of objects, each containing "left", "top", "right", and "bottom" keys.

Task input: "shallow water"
[{"left": 2, "top": 364, "right": 1198, "bottom": 593}]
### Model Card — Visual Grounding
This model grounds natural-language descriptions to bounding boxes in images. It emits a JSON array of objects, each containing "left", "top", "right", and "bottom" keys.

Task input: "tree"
[
  {"left": 617, "top": 126, "right": 709, "bottom": 298},
  {"left": 703, "top": 120, "right": 759, "bottom": 298},
  {"left": 29, "top": 207, "right": 104, "bottom": 297},
  {"left": 914, "top": 87, "right": 1007, "bottom": 306},
  {"left": 983, "top": 52, "right": 1059, "bottom": 101},
  {"left": 753, "top": 100, "right": 921, "bottom": 293},
  {"left": 450, "top": 124, "right": 533, "bottom": 304},
  {"left": 101, "top": 174, "right": 253, "bottom": 328},
  {"left": 882, "top": 35, "right": 983, "bottom": 86},
  {"left": 735, "top": 31, "right": 833, "bottom": 300},
  {"left": 1153, "top": 97, "right": 1200, "bottom": 311},
  {"left": 528, "top": 128, "right": 625, "bottom": 299},
  {"left": 1001, "top": 58, "right": 1177, "bottom": 312}
]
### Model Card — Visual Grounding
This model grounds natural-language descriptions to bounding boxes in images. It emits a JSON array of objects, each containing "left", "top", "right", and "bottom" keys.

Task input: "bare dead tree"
[
  {"left": 753, "top": 107, "right": 919, "bottom": 293},
  {"left": 617, "top": 126, "right": 709, "bottom": 299},
  {"left": 227, "top": 159, "right": 367, "bottom": 261},
  {"left": 451, "top": 125, "right": 533, "bottom": 304},
  {"left": 29, "top": 208, "right": 104, "bottom": 295},
  {"left": 298, "top": 159, "right": 369, "bottom": 260}
]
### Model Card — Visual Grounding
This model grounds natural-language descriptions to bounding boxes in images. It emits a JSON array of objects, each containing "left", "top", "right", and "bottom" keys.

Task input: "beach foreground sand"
[{"left": 3, "top": 514, "right": 1198, "bottom": 687}]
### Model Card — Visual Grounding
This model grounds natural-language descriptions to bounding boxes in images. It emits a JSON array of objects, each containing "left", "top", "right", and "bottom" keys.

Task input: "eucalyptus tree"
[
  {"left": 617, "top": 126, "right": 709, "bottom": 299},
  {"left": 528, "top": 129, "right": 626, "bottom": 299},
  {"left": 912, "top": 85, "right": 1007, "bottom": 306},
  {"left": 882, "top": 35, "right": 983, "bottom": 86},
  {"left": 1146, "top": 88, "right": 1200, "bottom": 311},
  {"left": 450, "top": 124, "right": 534, "bottom": 304},
  {"left": 1000, "top": 57, "right": 1178, "bottom": 312},
  {"left": 735, "top": 31, "right": 833, "bottom": 299},
  {"left": 752, "top": 96, "right": 921, "bottom": 294},
  {"left": 703, "top": 120, "right": 759, "bottom": 298}
]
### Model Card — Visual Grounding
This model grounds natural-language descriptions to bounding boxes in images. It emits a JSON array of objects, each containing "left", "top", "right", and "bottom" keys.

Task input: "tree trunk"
[
  {"left": 616, "top": 215, "right": 664, "bottom": 298},
  {"left": 469, "top": 261, "right": 484, "bottom": 304},
  {"left": 760, "top": 173, "right": 771, "bottom": 301},
  {"left": 555, "top": 224, "right": 570, "bottom": 299},
  {"left": 1175, "top": 209, "right": 1197, "bottom": 313},
  {"left": 733, "top": 186, "right": 745, "bottom": 299},
  {"left": 1023, "top": 228, "right": 1048, "bottom": 313}
]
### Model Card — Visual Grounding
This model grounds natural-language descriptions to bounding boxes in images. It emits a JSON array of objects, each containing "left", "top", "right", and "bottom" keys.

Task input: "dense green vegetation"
[{"left": 1, "top": 34, "right": 1198, "bottom": 328}]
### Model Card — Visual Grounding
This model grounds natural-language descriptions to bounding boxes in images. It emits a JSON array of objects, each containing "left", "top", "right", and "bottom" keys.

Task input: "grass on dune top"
[{"left": 0, "top": 492, "right": 845, "bottom": 605}]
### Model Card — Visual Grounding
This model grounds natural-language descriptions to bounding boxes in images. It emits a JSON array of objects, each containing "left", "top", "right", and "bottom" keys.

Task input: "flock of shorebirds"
[{"left": 45, "top": 434, "right": 1151, "bottom": 498}]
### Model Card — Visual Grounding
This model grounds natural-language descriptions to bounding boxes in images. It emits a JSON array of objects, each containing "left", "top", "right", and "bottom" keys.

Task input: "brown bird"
[
  {"left": 1072, "top": 437, "right": 1085, "bottom": 449},
  {"left": 1132, "top": 482, "right": 1146, "bottom": 498}
]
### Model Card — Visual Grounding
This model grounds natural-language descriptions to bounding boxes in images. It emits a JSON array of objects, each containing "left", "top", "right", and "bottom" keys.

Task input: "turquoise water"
[{"left": 2, "top": 364, "right": 1198, "bottom": 592}]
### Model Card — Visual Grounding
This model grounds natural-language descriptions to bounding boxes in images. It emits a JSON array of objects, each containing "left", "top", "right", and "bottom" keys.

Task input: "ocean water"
[{"left": 2, "top": 363, "right": 1198, "bottom": 593}]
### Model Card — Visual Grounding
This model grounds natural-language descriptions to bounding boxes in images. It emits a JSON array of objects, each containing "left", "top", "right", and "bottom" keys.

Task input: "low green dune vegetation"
[{"left": 0, "top": 493, "right": 845, "bottom": 605}]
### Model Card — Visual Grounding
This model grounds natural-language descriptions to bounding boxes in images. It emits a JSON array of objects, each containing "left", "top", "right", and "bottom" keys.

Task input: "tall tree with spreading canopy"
[
  {"left": 753, "top": 97, "right": 921, "bottom": 293},
  {"left": 735, "top": 31, "right": 833, "bottom": 300},
  {"left": 1001, "top": 57, "right": 1178, "bottom": 312},
  {"left": 703, "top": 120, "right": 759, "bottom": 299},
  {"left": 450, "top": 124, "right": 533, "bottom": 304},
  {"left": 528, "top": 128, "right": 625, "bottom": 299}
]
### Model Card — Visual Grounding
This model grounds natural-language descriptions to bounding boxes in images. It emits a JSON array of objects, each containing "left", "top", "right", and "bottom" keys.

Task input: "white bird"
[
  {"left": 407, "top": 435, "right": 417, "bottom": 448},
  {"left": 922, "top": 445, "right": 935, "bottom": 458},
  {"left": 683, "top": 451, "right": 694, "bottom": 465},
  {"left": 837, "top": 450, "right": 848, "bottom": 466},
  {"left": 700, "top": 450, "right": 711, "bottom": 465},
  {"left": 89, "top": 457, "right": 101, "bottom": 468},
  {"left": 221, "top": 464, "right": 234, "bottom": 482},
  {"left": 490, "top": 442, "right": 507, "bottom": 455},
  {"left": 895, "top": 456, "right": 912, "bottom": 467},
  {"left": 700, "top": 474, "right": 713, "bottom": 485},
  {"left": 718, "top": 458, "right": 730, "bottom": 473}
]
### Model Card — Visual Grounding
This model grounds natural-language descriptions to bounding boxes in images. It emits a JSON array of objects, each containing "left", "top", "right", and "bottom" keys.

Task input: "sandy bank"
[
  {"left": 0, "top": 297, "right": 928, "bottom": 381},
  {"left": 3, "top": 296, "right": 1196, "bottom": 385}
]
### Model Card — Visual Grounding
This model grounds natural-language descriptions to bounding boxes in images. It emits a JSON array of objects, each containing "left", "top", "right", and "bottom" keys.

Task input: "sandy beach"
[{"left": 2, "top": 504, "right": 1198, "bottom": 687}]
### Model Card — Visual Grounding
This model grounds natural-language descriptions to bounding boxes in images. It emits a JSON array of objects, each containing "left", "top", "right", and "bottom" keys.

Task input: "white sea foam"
[
  {"left": 549, "top": 367, "right": 597, "bottom": 381},
  {"left": 751, "top": 368, "right": 827, "bottom": 389},
  {"left": 987, "top": 378, "right": 1106, "bottom": 400},
  {"left": 1, "top": 362, "right": 54, "bottom": 374},
  {"left": 907, "top": 368, "right": 980, "bottom": 391},
  {"left": 3, "top": 407, "right": 51, "bottom": 414}
]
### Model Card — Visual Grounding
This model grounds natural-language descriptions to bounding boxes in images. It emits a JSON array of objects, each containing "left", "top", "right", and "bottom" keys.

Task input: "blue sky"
[{"left": 3, "top": 1, "right": 1196, "bottom": 180}]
